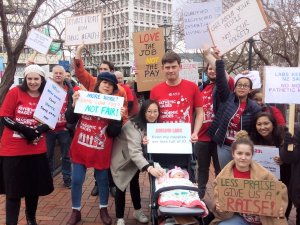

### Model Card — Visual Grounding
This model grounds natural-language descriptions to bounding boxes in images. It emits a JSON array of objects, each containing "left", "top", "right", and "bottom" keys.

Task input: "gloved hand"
[
  {"left": 284, "top": 131, "right": 296, "bottom": 145},
  {"left": 35, "top": 124, "right": 50, "bottom": 136},
  {"left": 19, "top": 125, "right": 39, "bottom": 143}
]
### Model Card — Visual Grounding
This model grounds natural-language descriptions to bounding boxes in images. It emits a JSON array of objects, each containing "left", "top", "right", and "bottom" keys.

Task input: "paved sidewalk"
[{"left": 0, "top": 166, "right": 296, "bottom": 225}]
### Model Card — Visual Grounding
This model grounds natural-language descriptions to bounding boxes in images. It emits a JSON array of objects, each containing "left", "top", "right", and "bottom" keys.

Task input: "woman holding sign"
[
  {"left": 111, "top": 99, "right": 165, "bottom": 225},
  {"left": 0, "top": 64, "right": 53, "bottom": 225},
  {"left": 250, "top": 112, "right": 293, "bottom": 219},
  {"left": 65, "top": 72, "right": 125, "bottom": 225},
  {"left": 210, "top": 131, "right": 288, "bottom": 225}
]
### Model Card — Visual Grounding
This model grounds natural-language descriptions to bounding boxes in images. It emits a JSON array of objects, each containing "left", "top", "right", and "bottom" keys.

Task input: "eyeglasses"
[
  {"left": 146, "top": 111, "right": 159, "bottom": 115},
  {"left": 236, "top": 83, "right": 250, "bottom": 89}
]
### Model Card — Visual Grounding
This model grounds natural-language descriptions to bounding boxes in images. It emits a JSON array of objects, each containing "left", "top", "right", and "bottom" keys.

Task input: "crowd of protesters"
[{"left": 0, "top": 46, "right": 299, "bottom": 225}]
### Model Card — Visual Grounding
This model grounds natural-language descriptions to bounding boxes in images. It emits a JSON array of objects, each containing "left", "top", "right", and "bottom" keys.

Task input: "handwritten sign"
[
  {"left": 0, "top": 57, "right": 3, "bottom": 78},
  {"left": 208, "top": 0, "right": 269, "bottom": 55},
  {"left": 253, "top": 145, "right": 280, "bottom": 179},
  {"left": 133, "top": 28, "right": 165, "bottom": 92},
  {"left": 147, "top": 123, "right": 192, "bottom": 154},
  {"left": 25, "top": 29, "right": 53, "bottom": 55},
  {"left": 74, "top": 90, "right": 124, "bottom": 120},
  {"left": 180, "top": 62, "right": 199, "bottom": 85},
  {"left": 234, "top": 71, "right": 261, "bottom": 89},
  {"left": 183, "top": 1, "right": 222, "bottom": 49},
  {"left": 217, "top": 177, "right": 282, "bottom": 217},
  {"left": 65, "top": 13, "right": 103, "bottom": 46},
  {"left": 263, "top": 66, "right": 300, "bottom": 104},
  {"left": 33, "top": 79, "right": 67, "bottom": 129}
]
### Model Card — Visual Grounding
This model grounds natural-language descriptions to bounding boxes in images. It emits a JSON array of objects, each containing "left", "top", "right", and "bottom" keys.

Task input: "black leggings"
[
  {"left": 6, "top": 195, "right": 39, "bottom": 225},
  {"left": 115, "top": 171, "right": 141, "bottom": 218}
]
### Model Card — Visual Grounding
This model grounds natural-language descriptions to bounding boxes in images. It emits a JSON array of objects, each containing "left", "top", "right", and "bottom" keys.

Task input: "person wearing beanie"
[
  {"left": 65, "top": 72, "right": 125, "bottom": 225},
  {"left": 0, "top": 64, "right": 53, "bottom": 225}
]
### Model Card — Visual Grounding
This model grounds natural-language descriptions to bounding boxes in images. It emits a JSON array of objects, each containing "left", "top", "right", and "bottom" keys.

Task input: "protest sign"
[
  {"left": 234, "top": 71, "right": 261, "bottom": 89},
  {"left": 208, "top": 0, "right": 269, "bottom": 55},
  {"left": 33, "top": 79, "right": 67, "bottom": 129},
  {"left": 217, "top": 177, "right": 282, "bottom": 217},
  {"left": 0, "top": 57, "right": 4, "bottom": 78},
  {"left": 65, "top": 13, "right": 103, "bottom": 46},
  {"left": 147, "top": 123, "right": 192, "bottom": 154},
  {"left": 25, "top": 29, "right": 53, "bottom": 55},
  {"left": 133, "top": 28, "right": 165, "bottom": 92},
  {"left": 180, "top": 62, "right": 199, "bottom": 85},
  {"left": 74, "top": 90, "right": 124, "bottom": 120},
  {"left": 263, "top": 66, "right": 300, "bottom": 104},
  {"left": 183, "top": 1, "right": 222, "bottom": 49},
  {"left": 253, "top": 145, "right": 280, "bottom": 179}
]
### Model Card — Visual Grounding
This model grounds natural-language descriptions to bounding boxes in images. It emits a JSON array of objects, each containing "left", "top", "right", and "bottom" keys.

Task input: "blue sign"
[
  {"left": 59, "top": 60, "right": 70, "bottom": 71},
  {"left": 0, "top": 57, "right": 4, "bottom": 78}
]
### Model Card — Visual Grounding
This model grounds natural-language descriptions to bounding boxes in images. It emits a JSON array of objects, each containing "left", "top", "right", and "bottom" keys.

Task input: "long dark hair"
[
  {"left": 19, "top": 75, "right": 46, "bottom": 93},
  {"left": 250, "top": 112, "right": 284, "bottom": 147},
  {"left": 130, "top": 99, "right": 160, "bottom": 132}
]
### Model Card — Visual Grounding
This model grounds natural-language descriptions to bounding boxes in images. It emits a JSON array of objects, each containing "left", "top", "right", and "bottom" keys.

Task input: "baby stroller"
[{"left": 148, "top": 153, "right": 207, "bottom": 225}]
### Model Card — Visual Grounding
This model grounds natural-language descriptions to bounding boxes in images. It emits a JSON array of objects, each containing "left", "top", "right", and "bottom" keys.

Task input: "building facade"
[{"left": 77, "top": 0, "right": 172, "bottom": 76}]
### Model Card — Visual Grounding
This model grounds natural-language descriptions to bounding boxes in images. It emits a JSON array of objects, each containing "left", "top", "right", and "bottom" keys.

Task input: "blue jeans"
[
  {"left": 46, "top": 130, "right": 71, "bottom": 181},
  {"left": 219, "top": 214, "right": 250, "bottom": 225},
  {"left": 72, "top": 163, "right": 109, "bottom": 208},
  {"left": 217, "top": 144, "right": 233, "bottom": 169}
]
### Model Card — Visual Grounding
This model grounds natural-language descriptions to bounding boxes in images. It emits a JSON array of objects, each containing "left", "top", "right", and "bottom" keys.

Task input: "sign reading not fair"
[
  {"left": 264, "top": 66, "right": 300, "bottom": 104},
  {"left": 74, "top": 90, "right": 124, "bottom": 121},
  {"left": 208, "top": 0, "right": 269, "bottom": 55},
  {"left": 147, "top": 123, "right": 192, "bottom": 154}
]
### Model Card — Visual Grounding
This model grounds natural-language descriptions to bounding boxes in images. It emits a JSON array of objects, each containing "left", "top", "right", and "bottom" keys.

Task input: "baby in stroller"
[{"left": 156, "top": 166, "right": 208, "bottom": 215}]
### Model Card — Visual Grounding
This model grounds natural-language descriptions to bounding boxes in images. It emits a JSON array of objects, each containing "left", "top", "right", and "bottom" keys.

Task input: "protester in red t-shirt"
[
  {"left": 65, "top": 72, "right": 125, "bottom": 225},
  {"left": 211, "top": 131, "right": 288, "bottom": 225},
  {"left": 115, "top": 71, "right": 134, "bottom": 114},
  {"left": 0, "top": 64, "right": 53, "bottom": 225}
]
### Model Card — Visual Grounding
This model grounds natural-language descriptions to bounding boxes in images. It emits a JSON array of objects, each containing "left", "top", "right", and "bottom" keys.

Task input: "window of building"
[
  {"left": 140, "top": 13, "right": 144, "bottom": 21},
  {"left": 146, "top": 14, "right": 150, "bottom": 22},
  {"left": 134, "top": 12, "right": 138, "bottom": 21},
  {"left": 157, "top": 2, "right": 161, "bottom": 10},
  {"left": 151, "top": 1, "right": 155, "bottom": 9},
  {"left": 162, "top": 3, "right": 166, "bottom": 11},
  {"left": 151, "top": 15, "right": 155, "bottom": 23}
]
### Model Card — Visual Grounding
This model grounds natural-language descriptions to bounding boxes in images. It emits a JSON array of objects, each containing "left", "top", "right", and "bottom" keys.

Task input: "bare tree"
[{"left": 0, "top": 0, "right": 80, "bottom": 107}]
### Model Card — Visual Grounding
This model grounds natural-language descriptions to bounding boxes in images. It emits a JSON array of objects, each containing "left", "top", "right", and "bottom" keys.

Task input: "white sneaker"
[
  {"left": 133, "top": 209, "right": 149, "bottom": 223},
  {"left": 117, "top": 218, "right": 125, "bottom": 225}
]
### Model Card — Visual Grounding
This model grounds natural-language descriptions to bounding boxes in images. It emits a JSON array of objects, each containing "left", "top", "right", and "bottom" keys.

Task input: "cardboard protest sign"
[
  {"left": 25, "top": 29, "right": 53, "bottom": 55},
  {"left": 183, "top": 1, "right": 222, "bottom": 49},
  {"left": 208, "top": 0, "right": 269, "bottom": 55},
  {"left": 253, "top": 146, "right": 280, "bottom": 179},
  {"left": 74, "top": 90, "right": 124, "bottom": 120},
  {"left": 147, "top": 123, "right": 192, "bottom": 154},
  {"left": 234, "top": 71, "right": 261, "bottom": 89},
  {"left": 133, "top": 28, "right": 165, "bottom": 92},
  {"left": 0, "top": 57, "right": 3, "bottom": 78},
  {"left": 65, "top": 13, "right": 103, "bottom": 46},
  {"left": 263, "top": 66, "right": 300, "bottom": 104},
  {"left": 33, "top": 79, "right": 67, "bottom": 129},
  {"left": 217, "top": 177, "right": 282, "bottom": 217},
  {"left": 180, "top": 62, "right": 199, "bottom": 85}
]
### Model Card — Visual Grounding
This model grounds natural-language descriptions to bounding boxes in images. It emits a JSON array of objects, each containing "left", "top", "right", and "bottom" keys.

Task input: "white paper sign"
[
  {"left": 208, "top": 0, "right": 269, "bottom": 55},
  {"left": 234, "top": 71, "right": 261, "bottom": 89},
  {"left": 65, "top": 13, "right": 103, "bottom": 46},
  {"left": 74, "top": 90, "right": 124, "bottom": 120},
  {"left": 264, "top": 66, "right": 300, "bottom": 104},
  {"left": 253, "top": 145, "right": 280, "bottom": 179},
  {"left": 25, "top": 29, "right": 53, "bottom": 55},
  {"left": 183, "top": 1, "right": 222, "bottom": 49},
  {"left": 147, "top": 123, "right": 192, "bottom": 154},
  {"left": 180, "top": 62, "right": 199, "bottom": 85},
  {"left": 33, "top": 79, "right": 67, "bottom": 129}
]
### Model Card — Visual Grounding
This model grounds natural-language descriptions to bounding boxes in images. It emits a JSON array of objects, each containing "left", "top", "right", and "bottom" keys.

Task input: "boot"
[
  {"left": 66, "top": 209, "right": 81, "bottom": 225},
  {"left": 25, "top": 211, "right": 37, "bottom": 225},
  {"left": 100, "top": 208, "right": 112, "bottom": 225}
]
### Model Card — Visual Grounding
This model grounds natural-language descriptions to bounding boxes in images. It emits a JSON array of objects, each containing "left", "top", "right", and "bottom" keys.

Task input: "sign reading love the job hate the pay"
[
  {"left": 33, "top": 79, "right": 67, "bottom": 129},
  {"left": 74, "top": 90, "right": 124, "bottom": 120},
  {"left": 208, "top": 0, "right": 269, "bottom": 55},
  {"left": 25, "top": 29, "right": 53, "bottom": 55},
  {"left": 147, "top": 123, "right": 192, "bottom": 154}
]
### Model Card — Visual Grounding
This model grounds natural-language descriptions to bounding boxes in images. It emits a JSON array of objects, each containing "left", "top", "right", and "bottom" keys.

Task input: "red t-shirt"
[
  {"left": 0, "top": 87, "right": 46, "bottom": 156},
  {"left": 225, "top": 101, "right": 247, "bottom": 145},
  {"left": 269, "top": 106, "right": 286, "bottom": 127},
  {"left": 54, "top": 85, "right": 80, "bottom": 131},
  {"left": 150, "top": 79, "right": 202, "bottom": 123},
  {"left": 70, "top": 114, "right": 113, "bottom": 170},
  {"left": 120, "top": 83, "right": 134, "bottom": 102},
  {"left": 198, "top": 77, "right": 235, "bottom": 141},
  {"left": 233, "top": 166, "right": 262, "bottom": 225}
]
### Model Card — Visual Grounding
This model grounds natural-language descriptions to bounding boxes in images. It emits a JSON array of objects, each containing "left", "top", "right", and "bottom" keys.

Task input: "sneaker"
[
  {"left": 133, "top": 209, "right": 149, "bottom": 223},
  {"left": 117, "top": 218, "right": 125, "bottom": 225}
]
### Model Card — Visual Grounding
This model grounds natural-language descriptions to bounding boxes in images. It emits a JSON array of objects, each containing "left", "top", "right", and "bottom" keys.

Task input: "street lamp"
[
  {"left": 159, "top": 18, "right": 172, "bottom": 53},
  {"left": 247, "top": 37, "right": 254, "bottom": 70}
]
